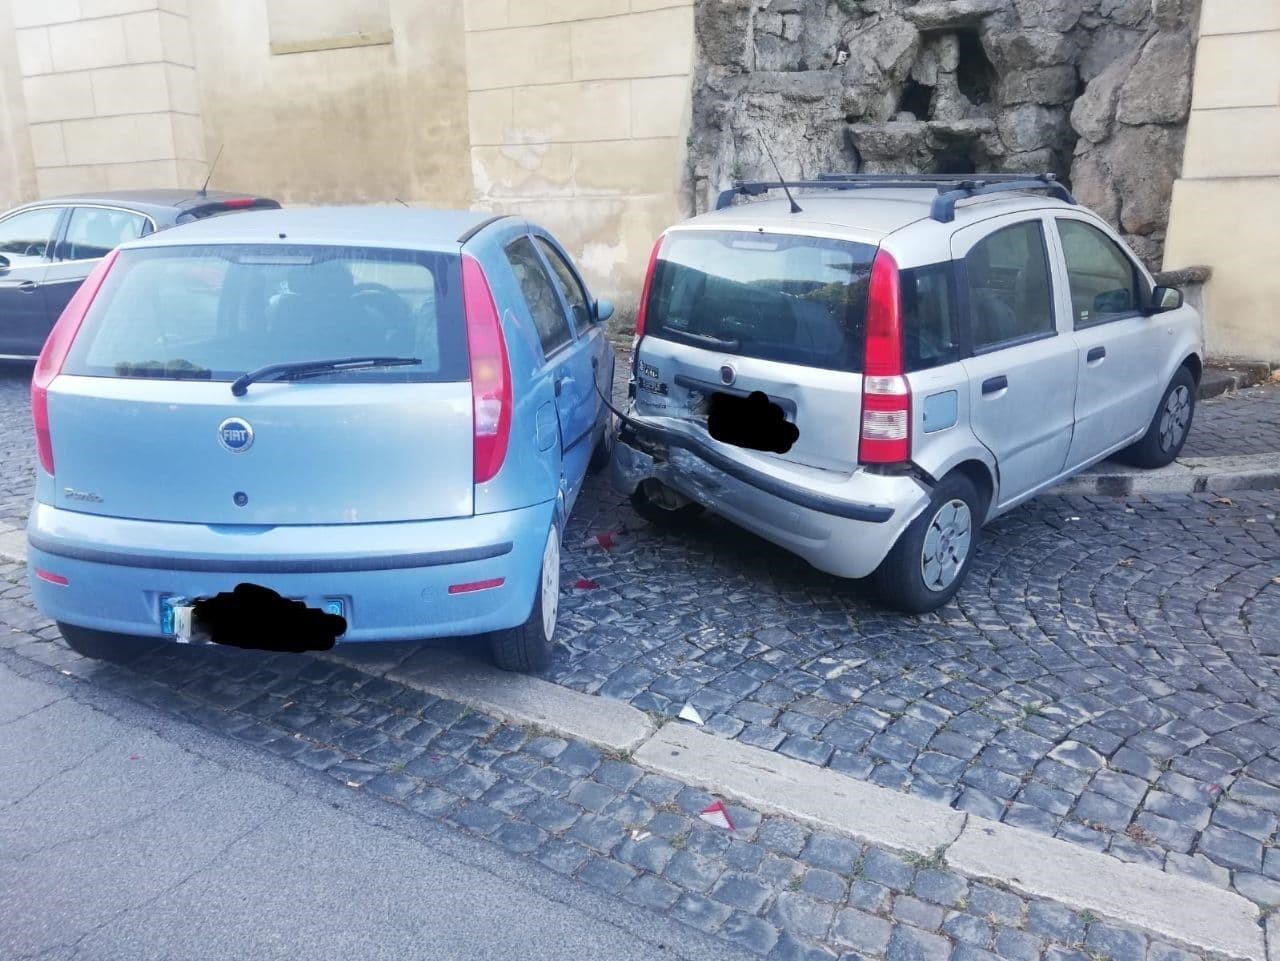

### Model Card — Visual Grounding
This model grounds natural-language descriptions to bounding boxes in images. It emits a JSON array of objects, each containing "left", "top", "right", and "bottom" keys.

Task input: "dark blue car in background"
[{"left": 0, "top": 189, "right": 278, "bottom": 358}]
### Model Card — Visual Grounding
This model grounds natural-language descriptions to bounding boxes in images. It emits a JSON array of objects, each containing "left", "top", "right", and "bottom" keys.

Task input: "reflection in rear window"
[
  {"left": 645, "top": 230, "right": 876, "bottom": 372},
  {"left": 63, "top": 244, "right": 467, "bottom": 383}
]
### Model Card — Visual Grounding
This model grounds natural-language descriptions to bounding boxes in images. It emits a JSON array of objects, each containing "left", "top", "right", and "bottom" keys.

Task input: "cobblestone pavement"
[
  {"left": 1178, "top": 385, "right": 1280, "bottom": 459},
  {"left": 2, "top": 367, "right": 1280, "bottom": 912},
  {"left": 0, "top": 615, "right": 1228, "bottom": 961}
]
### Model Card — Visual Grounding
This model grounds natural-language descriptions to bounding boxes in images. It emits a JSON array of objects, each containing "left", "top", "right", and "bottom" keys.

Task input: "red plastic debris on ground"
[
  {"left": 700, "top": 800, "right": 735, "bottom": 830},
  {"left": 595, "top": 532, "right": 617, "bottom": 550},
  {"left": 575, "top": 578, "right": 600, "bottom": 590}
]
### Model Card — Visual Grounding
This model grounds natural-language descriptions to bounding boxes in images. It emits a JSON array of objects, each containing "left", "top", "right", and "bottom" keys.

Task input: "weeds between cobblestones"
[{"left": 0, "top": 603, "right": 1235, "bottom": 961}]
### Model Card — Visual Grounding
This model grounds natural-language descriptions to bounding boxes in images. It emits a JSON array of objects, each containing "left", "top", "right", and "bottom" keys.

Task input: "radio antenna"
[
  {"left": 757, "top": 128, "right": 802, "bottom": 214},
  {"left": 198, "top": 144, "right": 224, "bottom": 197}
]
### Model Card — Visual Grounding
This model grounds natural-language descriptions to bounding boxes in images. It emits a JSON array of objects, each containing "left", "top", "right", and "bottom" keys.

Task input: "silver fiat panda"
[{"left": 612, "top": 175, "right": 1202, "bottom": 612}]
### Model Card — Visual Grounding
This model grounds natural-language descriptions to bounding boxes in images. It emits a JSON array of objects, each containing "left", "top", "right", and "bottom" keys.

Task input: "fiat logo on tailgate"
[{"left": 218, "top": 417, "right": 254, "bottom": 453}]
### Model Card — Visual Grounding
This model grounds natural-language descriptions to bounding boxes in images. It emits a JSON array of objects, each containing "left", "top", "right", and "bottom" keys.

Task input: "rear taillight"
[
  {"left": 859, "top": 250, "right": 912, "bottom": 465},
  {"left": 32, "top": 250, "right": 119, "bottom": 476},
  {"left": 462, "top": 255, "right": 512, "bottom": 484},
  {"left": 633, "top": 235, "right": 664, "bottom": 340}
]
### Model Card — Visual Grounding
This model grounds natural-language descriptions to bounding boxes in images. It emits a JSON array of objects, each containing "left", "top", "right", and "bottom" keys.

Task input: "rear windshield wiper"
[{"left": 231, "top": 356, "right": 421, "bottom": 396}]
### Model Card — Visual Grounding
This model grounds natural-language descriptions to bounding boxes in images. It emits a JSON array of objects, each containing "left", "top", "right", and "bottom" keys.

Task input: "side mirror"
[
  {"left": 594, "top": 298, "right": 614, "bottom": 323},
  {"left": 1150, "top": 285, "right": 1183, "bottom": 314},
  {"left": 0, "top": 254, "right": 9, "bottom": 274}
]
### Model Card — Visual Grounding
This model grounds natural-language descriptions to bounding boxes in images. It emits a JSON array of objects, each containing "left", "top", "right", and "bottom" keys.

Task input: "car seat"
[{"left": 967, "top": 244, "right": 1019, "bottom": 346}]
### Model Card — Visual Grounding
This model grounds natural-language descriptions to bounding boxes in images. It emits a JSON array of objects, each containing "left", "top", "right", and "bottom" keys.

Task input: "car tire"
[
  {"left": 1115, "top": 366, "right": 1197, "bottom": 469},
  {"left": 870, "top": 472, "right": 983, "bottom": 614},
  {"left": 587, "top": 412, "right": 615, "bottom": 475},
  {"left": 489, "top": 525, "right": 560, "bottom": 673},
  {"left": 629, "top": 478, "right": 704, "bottom": 527},
  {"left": 58, "top": 622, "right": 154, "bottom": 662}
]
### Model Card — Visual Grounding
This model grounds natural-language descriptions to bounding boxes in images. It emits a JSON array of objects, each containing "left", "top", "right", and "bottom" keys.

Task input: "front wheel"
[
  {"left": 1115, "top": 367, "right": 1196, "bottom": 469},
  {"left": 870, "top": 473, "right": 983, "bottom": 614},
  {"left": 489, "top": 525, "right": 560, "bottom": 672},
  {"left": 58, "top": 622, "right": 155, "bottom": 662}
]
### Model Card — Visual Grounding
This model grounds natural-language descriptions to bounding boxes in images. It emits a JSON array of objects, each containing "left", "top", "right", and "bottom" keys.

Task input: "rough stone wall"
[{"left": 691, "top": 0, "right": 1201, "bottom": 268}]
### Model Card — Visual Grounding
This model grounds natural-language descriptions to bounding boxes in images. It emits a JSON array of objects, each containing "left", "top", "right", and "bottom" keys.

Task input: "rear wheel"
[
  {"left": 489, "top": 525, "right": 560, "bottom": 673},
  {"left": 629, "top": 478, "right": 704, "bottom": 527},
  {"left": 1115, "top": 367, "right": 1196, "bottom": 469},
  {"left": 870, "top": 472, "right": 983, "bottom": 614},
  {"left": 58, "top": 622, "right": 154, "bottom": 662}
]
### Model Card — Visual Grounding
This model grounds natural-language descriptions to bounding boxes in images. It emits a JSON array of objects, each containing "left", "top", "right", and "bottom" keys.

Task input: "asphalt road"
[{"left": 0, "top": 657, "right": 753, "bottom": 961}]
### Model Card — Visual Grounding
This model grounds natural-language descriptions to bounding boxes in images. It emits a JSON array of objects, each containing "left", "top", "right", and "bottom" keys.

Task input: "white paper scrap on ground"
[
  {"left": 678, "top": 704, "right": 704, "bottom": 725},
  {"left": 700, "top": 800, "right": 735, "bottom": 831}
]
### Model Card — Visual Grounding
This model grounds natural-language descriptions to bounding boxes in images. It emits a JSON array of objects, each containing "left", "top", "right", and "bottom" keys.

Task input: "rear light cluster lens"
[
  {"left": 32, "top": 250, "right": 120, "bottom": 476},
  {"left": 859, "top": 251, "right": 912, "bottom": 465},
  {"left": 633, "top": 235, "right": 664, "bottom": 340},
  {"left": 462, "top": 255, "right": 512, "bottom": 484}
]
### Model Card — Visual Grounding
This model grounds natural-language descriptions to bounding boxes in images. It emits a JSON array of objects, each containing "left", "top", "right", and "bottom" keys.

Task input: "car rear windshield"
[
  {"left": 63, "top": 244, "right": 468, "bottom": 383},
  {"left": 645, "top": 229, "right": 876, "bottom": 372}
]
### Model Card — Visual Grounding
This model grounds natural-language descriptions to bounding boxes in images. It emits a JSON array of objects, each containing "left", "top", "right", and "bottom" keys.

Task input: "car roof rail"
[{"left": 714, "top": 173, "right": 1077, "bottom": 223}]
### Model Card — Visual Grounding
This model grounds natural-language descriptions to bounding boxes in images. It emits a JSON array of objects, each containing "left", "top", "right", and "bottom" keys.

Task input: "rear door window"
[
  {"left": 646, "top": 230, "right": 875, "bottom": 372},
  {"left": 505, "top": 236, "right": 573, "bottom": 357},
  {"left": 964, "top": 221, "right": 1055, "bottom": 351},
  {"left": 63, "top": 244, "right": 467, "bottom": 383},
  {"left": 900, "top": 263, "right": 960, "bottom": 371},
  {"left": 58, "top": 207, "right": 150, "bottom": 261}
]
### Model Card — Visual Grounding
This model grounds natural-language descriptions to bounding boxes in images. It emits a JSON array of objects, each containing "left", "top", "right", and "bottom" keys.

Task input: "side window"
[
  {"left": 964, "top": 221, "right": 1054, "bottom": 351},
  {"left": 0, "top": 207, "right": 61, "bottom": 264},
  {"left": 505, "top": 236, "right": 572, "bottom": 357},
  {"left": 1057, "top": 219, "right": 1143, "bottom": 328},
  {"left": 59, "top": 207, "right": 150, "bottom": 262},
  {"left": 535, "top": 237, "right": 591, "bottom": 332},
  {"left": 901, "top": 263, "right": 959, "bottom": 371}
]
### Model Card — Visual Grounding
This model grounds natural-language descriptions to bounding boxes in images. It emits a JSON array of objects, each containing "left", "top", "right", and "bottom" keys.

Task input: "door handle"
[
  {"left": 554, "top": 375, "right": 576, "bottom": 398},
  {"left": 981, "top": 375, "right": 1008, "bottom": 395},
  {"left": 17, "top": 280, "right": 38, "bottom": 293},
  {"left": 1087, "top": 346, "right": 1106, "bottom": 363}
]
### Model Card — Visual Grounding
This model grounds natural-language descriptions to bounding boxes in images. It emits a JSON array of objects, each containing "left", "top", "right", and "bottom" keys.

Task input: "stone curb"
[
  {"left": 0, "top": 535, "right": 1266, "bottom": 960},
  {"left": 1052, "top": 453, "right": 1280, "bottom": 497},
  {"left": 326, "top": 645, "right": 1265, "bottom": 961}
]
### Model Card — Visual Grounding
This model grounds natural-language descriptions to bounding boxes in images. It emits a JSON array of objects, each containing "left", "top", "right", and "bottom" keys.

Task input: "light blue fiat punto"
[{"left": 26, "top": 207, "right": 616, "bottom": 671}]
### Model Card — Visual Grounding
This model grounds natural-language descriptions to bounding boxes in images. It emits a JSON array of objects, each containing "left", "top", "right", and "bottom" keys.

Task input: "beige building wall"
[
  {"left": 463, "top": 0, "right": 695, "bottom": 312},
  {"left": 9, "top": 0, "right": 206, "bottom": 196},
  {"left": 0, "top": 0, "right": 36, "bottom": 209},
  {"left": 186, "top": 0, "right": 472, "bottom": 208},
  {"left": 1165, "top": 0, "right": 1280, "bottom": 363}
]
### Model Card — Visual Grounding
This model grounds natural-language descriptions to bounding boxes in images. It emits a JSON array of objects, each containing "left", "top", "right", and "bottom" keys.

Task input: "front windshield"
[{"left": 63, "top": 244, "right": 467, "bottom": 384}]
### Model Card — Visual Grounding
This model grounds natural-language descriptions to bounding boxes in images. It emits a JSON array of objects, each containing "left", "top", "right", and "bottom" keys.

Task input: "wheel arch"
[
  {"left": 945, "top": 459, "right": 996, "bottom": 522},
  {"left": 1180, "top": 352, "right": 1203, "bottom": 386}
]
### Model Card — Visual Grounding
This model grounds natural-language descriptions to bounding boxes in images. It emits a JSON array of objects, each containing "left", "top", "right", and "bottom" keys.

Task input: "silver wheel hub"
[
  {"left": 541, "top": 528, "right": 560, "bottom": 641},
  {"left": 1158, "top": 385, "right": 1191, "bottom": 452},
  {"left": 921, "top": 498, "right": 972, "bottom": 593}
]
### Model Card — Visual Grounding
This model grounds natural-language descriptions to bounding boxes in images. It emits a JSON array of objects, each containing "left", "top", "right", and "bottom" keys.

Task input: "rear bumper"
[
  {"left": 26, "top": 500, "right": 555, "bottom": 643},
  {"left": 611, "top": 418, "right": 930, "bottom": 579}
]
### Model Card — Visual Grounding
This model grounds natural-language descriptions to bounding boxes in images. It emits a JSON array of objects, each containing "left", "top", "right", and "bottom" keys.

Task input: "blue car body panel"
[{"left": 27, "top": 207, "right": 615, "bottom": 645}]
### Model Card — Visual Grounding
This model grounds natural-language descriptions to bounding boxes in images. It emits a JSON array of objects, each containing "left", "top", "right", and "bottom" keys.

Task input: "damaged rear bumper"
[{"left": 611, "top": 418, "right": 931, "bottom": 579}]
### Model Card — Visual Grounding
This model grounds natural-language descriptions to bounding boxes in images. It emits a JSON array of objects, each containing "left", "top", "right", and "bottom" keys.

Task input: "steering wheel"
[{"left": 21, "top": 243, "right": 45, "bottom": 258}]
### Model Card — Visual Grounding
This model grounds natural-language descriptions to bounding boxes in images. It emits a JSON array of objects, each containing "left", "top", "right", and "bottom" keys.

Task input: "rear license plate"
[
  {"left": 707, "top": 391, "right": 798, "bottom": 454},
  {"left": 162, "top": 585, "right": 347, "bottom": 652}
]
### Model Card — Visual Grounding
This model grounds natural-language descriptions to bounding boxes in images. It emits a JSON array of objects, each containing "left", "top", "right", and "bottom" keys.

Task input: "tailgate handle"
[
  {"left": 981, "top": 375, "right": 1008, "bottom": 395},
  {"left": 1087, "top": 346, "right": 1106, "bottom": 363}
]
